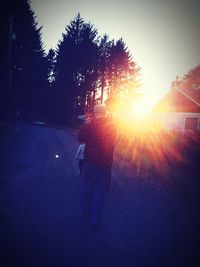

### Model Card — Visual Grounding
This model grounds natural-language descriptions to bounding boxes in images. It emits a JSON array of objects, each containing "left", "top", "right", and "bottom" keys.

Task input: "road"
[{"left": 0, "top": 123, "right": 199, "bottom": 267}]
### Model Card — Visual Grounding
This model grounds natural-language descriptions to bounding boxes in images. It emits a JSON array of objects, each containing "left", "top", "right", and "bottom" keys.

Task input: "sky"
[{"left": 30, "top": 0, "right": 200, "bottom": 106}]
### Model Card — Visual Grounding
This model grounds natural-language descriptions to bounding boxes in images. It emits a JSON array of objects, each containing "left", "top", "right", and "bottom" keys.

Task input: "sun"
[
  {"left": 110, "top": 98, "right": 150, "bottom": 125},
  {"left": 121, "top": 96, "right": 155, "bottom": 121},
  {"left": 108, "top": 90, "right": 161, "bottom": 125},
  {"left": 130, "top": 91, "right": 162, "bottom": 119},
  {"left": 131, "top": 99, "right": 152, "bottom": 118}
]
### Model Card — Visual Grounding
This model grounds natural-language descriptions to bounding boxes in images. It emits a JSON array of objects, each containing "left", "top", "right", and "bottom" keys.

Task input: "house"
[{"left": 151, "top": 84, "right": 200, "bottom": 131}]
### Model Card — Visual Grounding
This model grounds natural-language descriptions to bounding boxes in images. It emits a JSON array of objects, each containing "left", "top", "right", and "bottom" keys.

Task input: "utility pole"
[{"left": 8, "top": 15, "right": 14, "bottom": 121}]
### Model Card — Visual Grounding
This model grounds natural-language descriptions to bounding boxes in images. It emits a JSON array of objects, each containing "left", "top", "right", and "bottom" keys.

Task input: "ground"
[{"left": 0, "top": 122, "right": 199, "bottom": 267}]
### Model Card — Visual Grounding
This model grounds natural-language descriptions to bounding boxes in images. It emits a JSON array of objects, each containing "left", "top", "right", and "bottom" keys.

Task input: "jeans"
[
  {"left": 78, "top": 159, "right": 84, "bottom": 176},
  {"left": 80, "top": 161, "right": 111, "bottom": 225}
]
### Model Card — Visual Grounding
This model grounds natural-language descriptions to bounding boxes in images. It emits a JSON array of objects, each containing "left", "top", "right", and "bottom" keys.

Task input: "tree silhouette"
[
  {"left": 182, "top": 65, "right": 200, "bottom": 90},
  {"left": 0, "top": 1, "right": 14, "bottom": 120},
  {"left": 53, "top": 14, "right": 141, "bottom": 121},
  {"left": 97, "top": 34, "right": 113, "bottom": 103},
  {"left": 172, "top": 65, "right": 200, "bottom": 92},
  {"left": 0, "top": 0, "right": 49, "bottom": 121},
  {"left": 46, "top": 48, "right": 56, "bottom": 85},
  {"left": 107, "top": 39, "right": 138, "bottom": 97},
  {"left": 97, "top": 37, "right": 141, "bottom": 111},
  {"left": 53, "top": 14, "right": 99, "bottom": 122},
  {"left": 1, "top": 4, "right": 141, "bottom": 124}
]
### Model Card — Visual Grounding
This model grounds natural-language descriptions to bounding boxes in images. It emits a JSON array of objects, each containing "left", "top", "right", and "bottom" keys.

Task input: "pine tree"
[
  {"left": 52, "top": 14, "right": 140, "bottom": 121},
  {"left": 182, "top": 65, "right": 200, "bottom": 90},
  {"left": 46, "top": 48, "right": 56, "bottom": 85},
  {"left": 102, "top": 38, "right": 141, "bottom": 110},
  {"left": 0, "top": 0, "right": 49, "bottom": 121},
  {"left": 97, "top": 34, "right": 113, "bottom": 103},
  {"left": 53, "top": 14, "right": 99, "bottom": 121},
  {"left": 0, "top": 1, "right": 14, "bottom": 120}
]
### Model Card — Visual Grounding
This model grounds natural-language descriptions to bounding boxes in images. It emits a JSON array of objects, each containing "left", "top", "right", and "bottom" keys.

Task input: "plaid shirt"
[{"left": 78, "top": 117, "right": 117, "bottom": 167}]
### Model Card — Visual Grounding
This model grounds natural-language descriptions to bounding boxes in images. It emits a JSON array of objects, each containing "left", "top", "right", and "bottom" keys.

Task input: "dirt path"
[{"left": 1, "top": 123, "right": 199, "bottom": 267}]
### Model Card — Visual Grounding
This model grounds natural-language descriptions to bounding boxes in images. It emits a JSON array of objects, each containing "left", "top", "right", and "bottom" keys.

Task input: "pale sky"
[{"left": 30, "top": 0, "right": 200, "bottom": 106}]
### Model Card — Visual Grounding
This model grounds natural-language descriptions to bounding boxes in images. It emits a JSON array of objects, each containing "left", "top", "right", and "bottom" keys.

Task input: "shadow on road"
[{"left": 1, "top": 122, "right": 200, "bottom": 267}]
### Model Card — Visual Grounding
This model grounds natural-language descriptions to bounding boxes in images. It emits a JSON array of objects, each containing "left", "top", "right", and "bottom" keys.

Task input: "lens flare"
[{"left": 108, "top": 95, "right": 191, "bottom": 180}]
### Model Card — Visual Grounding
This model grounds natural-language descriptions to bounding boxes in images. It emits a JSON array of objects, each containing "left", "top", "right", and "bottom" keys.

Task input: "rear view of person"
[{"left": 78, "top": 104, "right": 117, "bottom": 229}]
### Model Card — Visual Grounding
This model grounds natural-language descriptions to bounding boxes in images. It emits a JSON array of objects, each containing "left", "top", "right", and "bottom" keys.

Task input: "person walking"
[{"left": 78, "top": 104, "right": 117, "bottom": 229}]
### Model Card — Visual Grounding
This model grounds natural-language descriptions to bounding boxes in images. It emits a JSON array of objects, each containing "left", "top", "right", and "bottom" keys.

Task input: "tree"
[
  {"left": 0, "top": 0, "right": 49, "bottom": 121},
  {"left": 101, "top": 38, "right": 141, "bottom": 111},
  {"left": 46, "top": 48, "right": 56, "bottom": 85},
  {"left": 182, "top": 65, "right": 200, "bottom": 90},
  {"left": 0, "top": 1, "right": 14, "bottom": 120},
  {"left": 53, "top": 14, "right": 99, "bottom": 122},
  {"left": 97, "top": 34, "right": 113, "bottom": 103},
  {"left": 52, "top": 14, "right": 141, "bottom": 122}
]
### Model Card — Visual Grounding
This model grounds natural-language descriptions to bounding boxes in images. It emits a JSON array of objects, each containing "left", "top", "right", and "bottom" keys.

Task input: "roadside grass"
[{"left": 114, "top": 128, "right": 200, "bottom": 207}]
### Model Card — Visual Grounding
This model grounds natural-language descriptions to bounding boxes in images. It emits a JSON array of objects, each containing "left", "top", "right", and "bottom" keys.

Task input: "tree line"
[
  {"left": 175, "top": 65, "right": 200, "bottom": 90},
  {"left": 1, "top": 0, "right": 198, "bottom": 125},
  {"left": 0, "top": 0, "right": 48, "bottom": 122},
  {"left": 0, "top": 0, "right": 141, "bottom": 124}
]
